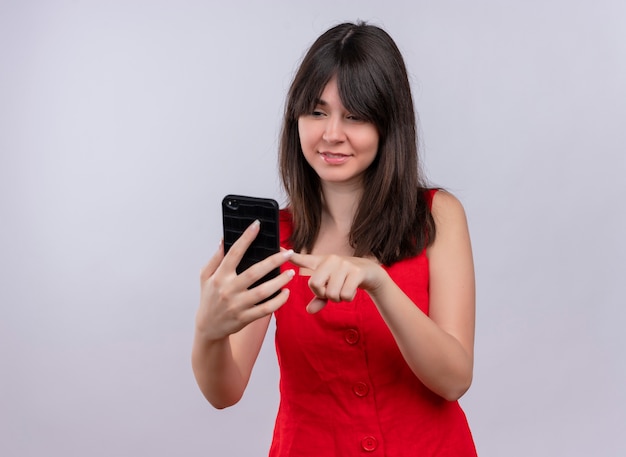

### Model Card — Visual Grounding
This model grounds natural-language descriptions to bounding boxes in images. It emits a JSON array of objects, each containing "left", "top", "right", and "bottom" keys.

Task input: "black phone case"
[{"left": 222, "top": 195, "right": 280, "bottom": 303}]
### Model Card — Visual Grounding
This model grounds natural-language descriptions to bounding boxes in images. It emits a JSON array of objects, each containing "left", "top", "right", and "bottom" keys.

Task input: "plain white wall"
[{"left": 1, "top": 1, "right": 625, "bottom": 455}]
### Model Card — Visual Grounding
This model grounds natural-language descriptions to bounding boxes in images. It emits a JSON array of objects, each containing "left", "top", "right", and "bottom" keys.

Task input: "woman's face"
[{"left": 298, "top": 77, "right": 379, "bottom": 188}]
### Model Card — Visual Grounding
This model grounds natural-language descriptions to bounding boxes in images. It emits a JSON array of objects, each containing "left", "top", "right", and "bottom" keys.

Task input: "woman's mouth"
[{"left": 320, "top": 151, "right": 350, "bottom": 164}]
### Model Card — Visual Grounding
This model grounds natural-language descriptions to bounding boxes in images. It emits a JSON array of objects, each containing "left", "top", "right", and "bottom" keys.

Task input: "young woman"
[{"left": 193, "top": 22, "right": 477, "bottom": 456}]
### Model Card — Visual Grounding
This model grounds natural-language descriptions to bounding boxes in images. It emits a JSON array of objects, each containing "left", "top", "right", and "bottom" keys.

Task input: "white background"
[{"left": 1, "top": 1, "right": 625, "bottom": 455}]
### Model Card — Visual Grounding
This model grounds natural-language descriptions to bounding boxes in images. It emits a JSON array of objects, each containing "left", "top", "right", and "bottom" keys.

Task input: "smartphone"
[{"left": 222, "top": 194, "right": 281, "bottom": 303}]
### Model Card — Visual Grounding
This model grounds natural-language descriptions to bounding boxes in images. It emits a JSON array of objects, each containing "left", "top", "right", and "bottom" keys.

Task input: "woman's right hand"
[{"left": 195, "top": 220, "right": 295, "bottom": 342}]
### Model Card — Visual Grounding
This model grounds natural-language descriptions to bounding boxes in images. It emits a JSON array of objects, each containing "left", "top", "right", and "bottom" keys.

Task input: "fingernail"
[
  {"left": 283, "top": 249, "right": 294, "bottom": 258},
  {"left": 286, "top": 269, "right": 295, "bottom": 278},
  {"left": 251, "top": 219, "right": 260, "bottom": 229}
]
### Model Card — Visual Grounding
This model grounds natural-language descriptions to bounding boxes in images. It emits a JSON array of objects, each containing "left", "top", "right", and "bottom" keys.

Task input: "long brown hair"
[{"left": 279, "top": 22, "right": 435, "bottom": 265}]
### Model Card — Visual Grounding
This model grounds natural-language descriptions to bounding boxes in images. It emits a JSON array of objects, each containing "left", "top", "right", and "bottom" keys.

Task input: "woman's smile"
[{"left": 319, "top": 151, "right": 352, "bottom": 164}]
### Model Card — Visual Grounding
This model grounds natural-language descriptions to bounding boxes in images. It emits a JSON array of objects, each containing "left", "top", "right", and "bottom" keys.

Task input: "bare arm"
[
  {"left": 369, "top": 191, "right": 475, "bottom": 400},
  {"left": 192, "top": 222, "right": 295, "bottom": 408},
  {"left": 289, "top": 191, "right": 475, "bottom": 401},
  {"left": 192, "top": 312, "right": 272, "bottom": 409}
]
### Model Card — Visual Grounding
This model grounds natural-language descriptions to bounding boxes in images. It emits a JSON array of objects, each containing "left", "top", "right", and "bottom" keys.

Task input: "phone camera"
[{"left": 226, "top": 199, "right": 239, "bottom": 210}]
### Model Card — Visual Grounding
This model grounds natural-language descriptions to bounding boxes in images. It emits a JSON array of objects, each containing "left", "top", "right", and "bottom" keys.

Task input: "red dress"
[{"left": 270, "top": 191, "right": 476, "bottom": 456}]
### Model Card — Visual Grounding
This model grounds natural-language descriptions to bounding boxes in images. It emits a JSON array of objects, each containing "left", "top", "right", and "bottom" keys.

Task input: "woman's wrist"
[{"left": 364, "top": 264, "right": 391, "bottom": 300}]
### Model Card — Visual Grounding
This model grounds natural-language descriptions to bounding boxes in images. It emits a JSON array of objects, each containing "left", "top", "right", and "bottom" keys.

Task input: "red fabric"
[{"left": 270, "top": 190, "right": 476, "bottom": 456}]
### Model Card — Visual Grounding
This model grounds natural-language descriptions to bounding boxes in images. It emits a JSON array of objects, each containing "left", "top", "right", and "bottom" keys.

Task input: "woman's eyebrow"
[{"left": 314, "top": 98, "right": 328, "bottom": 106}]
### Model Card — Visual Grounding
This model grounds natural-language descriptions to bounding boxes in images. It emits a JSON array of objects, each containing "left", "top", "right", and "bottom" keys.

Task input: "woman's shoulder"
[
  {"left": 279, "top": 207, "right": 292, "bottom": 221},
  {"left": 428, "top": 190, "right": 470, "bottom": 253},
  {"left": 430, "top": 189, "right": 467, "bottom": 220},
  {"left": 279, "top": 208, "right": 294, "bottom": 247}
]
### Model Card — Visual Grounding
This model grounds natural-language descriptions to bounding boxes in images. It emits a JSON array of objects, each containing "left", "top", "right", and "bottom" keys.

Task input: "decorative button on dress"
[{"left": 270, "top": 191, "right": 476, "bottom": 456}]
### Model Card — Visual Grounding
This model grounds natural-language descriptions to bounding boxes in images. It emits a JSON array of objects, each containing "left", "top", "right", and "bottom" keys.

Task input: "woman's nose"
[{"left": 322, "top": 116, "right": 346, "bottom": 143}]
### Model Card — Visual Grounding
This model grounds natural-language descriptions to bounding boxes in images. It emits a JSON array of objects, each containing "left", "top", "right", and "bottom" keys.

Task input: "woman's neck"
[{"left": 320, "top": 181, "right": 363, "bottom": 235}]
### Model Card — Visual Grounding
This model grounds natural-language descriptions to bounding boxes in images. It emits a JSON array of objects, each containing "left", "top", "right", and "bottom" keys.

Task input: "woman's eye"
[
  {"left": 312, "top": 110, "right": 325, "bottom": 117},
  {"left": 347, "top": 114, "right": 363, "bottom": 122}
]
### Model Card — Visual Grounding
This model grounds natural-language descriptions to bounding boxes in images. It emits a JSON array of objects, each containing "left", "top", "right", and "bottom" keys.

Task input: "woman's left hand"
[{"left": 289, "top": 252, "right": 387, "bottom": 313}]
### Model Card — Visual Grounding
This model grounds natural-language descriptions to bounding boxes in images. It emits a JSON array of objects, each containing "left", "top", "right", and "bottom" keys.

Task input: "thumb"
[
  {"left": 306, "top": 297, "right": 328, "bottom": 314},
  {"left": 200, "top": 239, "right": 225, "bottom": 282}
]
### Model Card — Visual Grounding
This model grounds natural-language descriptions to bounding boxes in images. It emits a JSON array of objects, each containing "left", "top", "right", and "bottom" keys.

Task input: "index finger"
[
  {"left": 220, "top": 219, "right": 260, "bottom": 271},
  {"left": 289, "top": 252, "right": 321, "bottom": 270}
]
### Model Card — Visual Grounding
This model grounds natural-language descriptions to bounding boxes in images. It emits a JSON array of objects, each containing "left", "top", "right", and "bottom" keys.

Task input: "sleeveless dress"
[{"left": 270, "top": 190, "right": 476, "bottom": 456}]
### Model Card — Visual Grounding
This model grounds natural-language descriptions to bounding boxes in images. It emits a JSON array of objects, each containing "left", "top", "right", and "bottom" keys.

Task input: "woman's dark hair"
[{"left": 279, "top": 22, "right": 435, "bottom": 265}]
